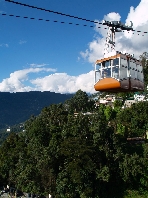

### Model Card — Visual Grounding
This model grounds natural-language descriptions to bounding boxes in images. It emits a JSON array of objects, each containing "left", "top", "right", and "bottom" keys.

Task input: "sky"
[{"left": 0, "top": 0, "right": 147, "bottom": 93}]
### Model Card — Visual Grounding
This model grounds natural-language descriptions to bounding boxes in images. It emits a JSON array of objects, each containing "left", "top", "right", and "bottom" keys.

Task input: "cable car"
[
  {"left": 94, "top": 21, "right": 144, "bottom": 92},
  {"left": 94, "top": 52, "right": 144, "bottom": 92}
]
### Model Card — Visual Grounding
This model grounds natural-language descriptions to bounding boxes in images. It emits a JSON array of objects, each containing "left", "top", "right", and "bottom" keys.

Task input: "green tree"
[
  {"left": 65, "top": 90, "right": 95, "bottom": 113},
  {"left": 116, "top": 101, "right": 148, "bottom": 137},
  {"left": 0, "top": 132, "right": 26, "bottom": 187},
  {"left": 15, "top": 104, "right": 68, "bottom": 196}
]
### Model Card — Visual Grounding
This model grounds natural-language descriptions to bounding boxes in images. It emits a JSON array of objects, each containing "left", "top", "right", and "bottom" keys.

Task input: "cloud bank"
[
  {"left": 31, "top": 71, "right": 94, "bottom": 93},
  {"left": 0, "top": 67, "right": 56, "bottom": 92},
  {"left": 0, "top": 66, "right": 94, "bottom": 93}
]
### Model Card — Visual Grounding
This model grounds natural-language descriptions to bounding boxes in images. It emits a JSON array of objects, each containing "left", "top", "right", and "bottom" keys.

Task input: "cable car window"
[
  {"left": 121, "top": 58, "right": 128, "bottom": 67},
  {"left": 102, "top": 60, "right": 111, "bottom": 67},
  {"left": 137, "top": 64, "right": 144, "bottom": 82},
  {"left": 120, "top": 58, "right": 128, "bottom": 79},
  {"left": 96, "top": 63, "right": 101, "bottom": 70},
  {"left": 102, "top": 67, "right": 111, "bottom": 78},
  {"left": 113, "top": 58, "right": 119, "bottom": 66},
  {"left": 130, "top": 60, "right": 137, "bottom": 79},
  {"left": 105, "top": 60, "right": 111, "bottom": 67},
  {"left": 112, "top": 66, "right": 119, "bottom": 79},
  {"left": 95, "top": 70, "right": 101, "bottom": 83},
  {"left": 102, "top": 61, "right": 105, "bottom": 68}
]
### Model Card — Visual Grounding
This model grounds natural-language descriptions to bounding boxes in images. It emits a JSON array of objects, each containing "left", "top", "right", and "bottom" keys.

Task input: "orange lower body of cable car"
[{"left": 94, "top": 78, "right": 144, "bottom": 92}]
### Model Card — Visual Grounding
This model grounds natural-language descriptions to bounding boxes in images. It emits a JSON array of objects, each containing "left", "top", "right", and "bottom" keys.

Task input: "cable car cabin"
[{"left": 94, "top": 53, "right": 144, "bottom": 92}]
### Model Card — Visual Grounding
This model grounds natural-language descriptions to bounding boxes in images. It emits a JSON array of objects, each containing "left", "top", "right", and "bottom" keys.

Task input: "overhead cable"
[
  {"left": 5, "top": 0, "right": 101, "bottom": 24},
  {"left": 1, "top": 12, "right": 102, "bottom": 28},
  {"left": 1, "top": 12, "right": 148, "bottom": 36},
  {"left": 4, "top": 0, "right": 148, "bottom": 36}
]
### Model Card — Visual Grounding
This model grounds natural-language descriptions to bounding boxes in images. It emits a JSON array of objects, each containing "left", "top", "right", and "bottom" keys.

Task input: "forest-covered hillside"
[
  {"left": 0, "top": 90, "right": 148, "bottom": 198},
  {"left": 0, "top": 91, "right": 73, "bottom": 129}
]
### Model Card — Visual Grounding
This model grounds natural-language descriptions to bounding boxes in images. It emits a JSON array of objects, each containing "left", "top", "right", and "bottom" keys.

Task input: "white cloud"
[
  {"left": 80, "top": 38, "right": 105, "bottom": 63},
  {"left": 80, "top": 0, "right": 148, "bottom": 63},
  {"left": 126, "top": 0, "right": 148, "bottom": 28},
  {"left": 19, "top": 40, "right": 27, "bottom": 45},
  {"left": 0, "top": 67, "right": 57, "bottom": 92},
  {"left": 0, "top": 43, "right": 9, "bottom": 47},
  {"left": 104, "top": 12, "right": 121, "bottom": 21},
  {"left": 31, "top": 71, "right": 94, "bottom": 94},
  {"left": 0, "top": 67, "right": 95, "bottom": 93},
  {"left": 29, "top": 63, "right": 49, "bottom": 68}
]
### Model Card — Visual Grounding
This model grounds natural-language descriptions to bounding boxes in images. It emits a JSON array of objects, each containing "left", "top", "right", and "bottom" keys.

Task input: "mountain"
[{"left": 0, "top": 91, "right": 73, "bottom": 129}]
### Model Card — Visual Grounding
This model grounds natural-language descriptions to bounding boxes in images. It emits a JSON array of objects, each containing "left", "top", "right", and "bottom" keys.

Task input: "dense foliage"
[{"left": 0, "top": 90, "right": 148, "bottom": 198}]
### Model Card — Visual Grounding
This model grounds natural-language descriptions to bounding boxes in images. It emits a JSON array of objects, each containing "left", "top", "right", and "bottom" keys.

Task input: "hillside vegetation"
[{"left": 0, "top": 90, "right": 148, "bottom": 198}]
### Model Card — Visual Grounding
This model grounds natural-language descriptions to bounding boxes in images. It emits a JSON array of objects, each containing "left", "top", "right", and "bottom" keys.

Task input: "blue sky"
[{"left": 0, "top": 0, "right": 147, "bottom": 93}]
